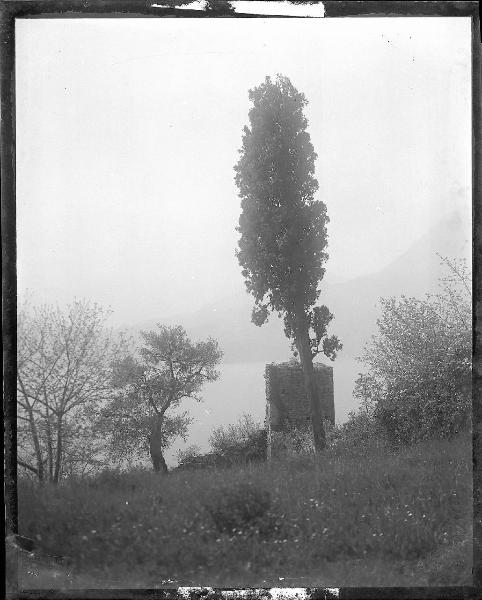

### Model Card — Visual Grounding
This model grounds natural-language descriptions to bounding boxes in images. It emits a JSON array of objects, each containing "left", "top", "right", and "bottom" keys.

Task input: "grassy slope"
[{"left": 16, "top": 435, "right": 472, "bottom": 589}]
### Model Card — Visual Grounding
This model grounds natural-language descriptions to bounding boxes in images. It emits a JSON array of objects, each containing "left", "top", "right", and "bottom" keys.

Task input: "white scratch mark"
[
  {"left": 268, "top": 589, "right": 309, "bottom": 600},
  {"left": 178, "top": 588, "right": 214, "bottom": 599},
  {"left": 221, "top": 591, "right": 268, "bottom": 599}
]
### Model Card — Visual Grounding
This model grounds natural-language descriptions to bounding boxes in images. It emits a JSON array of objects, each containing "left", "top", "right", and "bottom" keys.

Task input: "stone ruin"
[{"left": 265, "top": 361, "right": 335, "bottom": 458}]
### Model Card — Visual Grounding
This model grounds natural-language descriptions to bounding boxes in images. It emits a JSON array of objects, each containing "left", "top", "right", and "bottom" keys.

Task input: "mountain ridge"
[{"left": 129, "top": 209, "right": 470, "bottom": 365}]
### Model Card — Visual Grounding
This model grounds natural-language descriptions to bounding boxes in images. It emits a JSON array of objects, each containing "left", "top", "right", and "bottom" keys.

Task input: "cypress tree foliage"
[{"left": 235, "top": 74, "right": 341, "bottom": 453}]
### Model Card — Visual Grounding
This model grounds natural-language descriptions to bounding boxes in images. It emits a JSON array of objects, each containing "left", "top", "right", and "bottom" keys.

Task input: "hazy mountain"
[
  {"left": 132, "top": 209, "right": 471, "bottom": 366},
  {"left": 323, "top": 209, "right": 470, "bottom": 356}
]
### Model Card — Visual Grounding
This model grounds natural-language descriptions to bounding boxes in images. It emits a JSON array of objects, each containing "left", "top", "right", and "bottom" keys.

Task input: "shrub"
[
  {"left": 87, "top": 468, "right": 126, "bottom": 490},
  {"left": 270, "top": 425, "right": 314, "bottom": 457},
  {"left": 176, "top": 445, "right": 203, "bottom": 468},
  {"left": 175, "top": 450, "right": 223, "bottom": 471},
  {"left": 327, "top": 411, "right": 387, "bottom": 455},
  {"left": 372, "top": 387, "right": 470, "bottom": 446},
  {"left": 208, "top": 414, "right": 267, "bottom": 466},
  {"left": 204, "top": 482, "right": 272, "bottom": 534},
  {"left": 269, "top": 419, "right": 343, "bottom": 458},
  {"left": 209, "top": 414, "right": 262, "bottom": 453},
  {"left": 354, "top": 257, "right": 471, "bottom": 445}
]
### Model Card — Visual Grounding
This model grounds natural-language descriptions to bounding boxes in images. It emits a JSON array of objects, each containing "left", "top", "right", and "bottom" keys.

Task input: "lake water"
[{"left": 166, "top": 358, "right": 361, "bottom": 466}]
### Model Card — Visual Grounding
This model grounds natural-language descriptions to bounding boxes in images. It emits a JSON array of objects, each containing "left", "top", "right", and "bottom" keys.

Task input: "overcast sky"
[{"left": 16, "top": 16, "right": 471, "bottom": 326}]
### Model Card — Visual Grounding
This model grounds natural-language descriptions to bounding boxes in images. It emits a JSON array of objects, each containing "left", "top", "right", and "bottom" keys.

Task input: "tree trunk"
[
  {"left": 149, "top": 417, "right": 168, "bottom": 474},
  {"left": 17, "top": 376, "right": 45, "bottom": 482},
  {"left": 295, "top": 308, "right": 326, "bottom": 454},
  {"left": 44, "top": 398, "right": 54, "bottom": 480},
  {"left": 27, "top": 407, "right": 45, "bottom": 482},
  {"left": 53, "top": 416, "right": 63, "bottom": 483}
]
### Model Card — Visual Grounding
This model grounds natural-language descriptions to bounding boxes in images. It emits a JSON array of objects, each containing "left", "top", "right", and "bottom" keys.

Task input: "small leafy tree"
[
  {"left": 355, "top": 256, "right": 471, "bottom": 444},
  {"left": 102, "top": 325, "right": 223, "bottom": 473},
  {"left": 235, "top": 74, "right": 341, "bottom": 452},
  {"left": 17, "top": 299, "right": 125, "bottom": 482}
]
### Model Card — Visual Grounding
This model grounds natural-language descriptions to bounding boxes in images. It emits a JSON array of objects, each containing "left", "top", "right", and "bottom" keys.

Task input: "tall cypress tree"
[{"left": 235, "top": 74, "right": 341, "bottom": 452}]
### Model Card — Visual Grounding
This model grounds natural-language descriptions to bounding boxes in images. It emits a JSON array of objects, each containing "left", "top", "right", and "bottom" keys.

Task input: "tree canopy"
[{"left": 102, "top": 325, "right": 223, "bottom": 472}]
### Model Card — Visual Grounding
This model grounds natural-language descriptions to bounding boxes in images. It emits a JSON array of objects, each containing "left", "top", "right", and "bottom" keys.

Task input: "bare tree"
[{"left": 17, "top": 299, "right": 126, "bottom": 482}]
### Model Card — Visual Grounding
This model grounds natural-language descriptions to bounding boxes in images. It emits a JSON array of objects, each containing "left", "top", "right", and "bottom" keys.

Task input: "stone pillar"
[{"left": 265, "top": 361, "right": 334, "bottom": 458}]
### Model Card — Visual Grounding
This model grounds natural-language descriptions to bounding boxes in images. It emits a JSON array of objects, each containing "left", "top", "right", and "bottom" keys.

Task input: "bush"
[
  {"left": 208, "top": 414, "right": 267, "bottom": 467},
  {"left": 270, "top": 419, "right": 344, "bottom": 458},
  {"left": 327, "top": 411, "right": 387, "bottom": 455},
  {"left": 176, "top": 445, "right": 203, "bottom": 468},
  {"left": 372, "top": 387, "right": 470, "bottom": 446},
  {"left": 175, "top": 450, "right": 223, "bottom": 471},
  {"left": 354, "top": 257, "right": 471, "bottom": 445},
  {"left": 270, "top": 425, "right": 314, "bottom": 457},
  {"left": 204, "top": 482, "right": 272, "bottom": 534},
  {"left": 175, "top": 415, "right": 268, "bottom": 472},
  {"left": 209, "top": 414, "right": 263, "bottom": 453},
  {"left": 87, "top": 468, "right": 126, "bottom": 490}
]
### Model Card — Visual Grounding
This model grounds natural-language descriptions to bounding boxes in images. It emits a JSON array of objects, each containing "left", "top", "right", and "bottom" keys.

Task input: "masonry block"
[{"left": 265, "top": 361, "right": 334, "bottom": 458}]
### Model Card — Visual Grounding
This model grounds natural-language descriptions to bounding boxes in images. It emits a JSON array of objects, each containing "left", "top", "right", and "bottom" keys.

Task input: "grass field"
[{"left": 15, "top": 434, "right": 472, "bottom": 589}]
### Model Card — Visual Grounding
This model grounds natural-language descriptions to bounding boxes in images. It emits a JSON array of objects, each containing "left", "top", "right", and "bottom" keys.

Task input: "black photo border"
[{"left": 2, "top": 1, "right": 480, "bottom": 599}]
